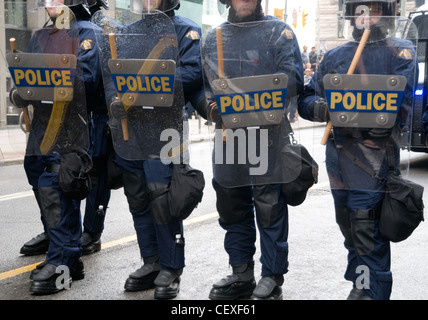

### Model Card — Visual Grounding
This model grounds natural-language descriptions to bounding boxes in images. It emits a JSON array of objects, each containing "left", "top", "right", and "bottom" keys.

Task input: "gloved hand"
[
  {"left": 310, "top": 98, "right": 329, "bottom": 122},
  {"left": 109, "top": 98, "right": 127, "bottom": 119},
  {"left": 206, "top": 101, "right": 222, "bottom": 123},
  {"left": 368, "top": 128, "right": 392, "bottom": 139},
  {"left": 10, "top": 89, "right": 27, "bottom": 108}
]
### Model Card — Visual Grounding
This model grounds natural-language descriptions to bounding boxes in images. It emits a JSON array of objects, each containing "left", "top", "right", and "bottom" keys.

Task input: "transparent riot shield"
[
  {"left": 0, "top": 1, "right": 90, "bottom": 156},
  {"left": 96, "top": 3, "right": 187, "bottom": 163},
  {"left": 306, "top": 12, "right": 418, "bottom": 194},
  {"left": 202, "top": 16, "right": 305, "bottom": 187}
]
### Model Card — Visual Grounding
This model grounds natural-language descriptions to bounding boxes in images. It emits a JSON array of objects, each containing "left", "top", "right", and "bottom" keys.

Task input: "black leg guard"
[
  {"left": 335, "top": 206, "right": 353, "bottom": 246},
  {"left": 147, "top": 182, "right": 171, "bottom": 225}
]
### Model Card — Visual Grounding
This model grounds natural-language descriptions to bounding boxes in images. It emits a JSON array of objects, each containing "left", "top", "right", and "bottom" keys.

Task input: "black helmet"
[{"left": 87, "top": 0, "right": 108, "bottom": 10}]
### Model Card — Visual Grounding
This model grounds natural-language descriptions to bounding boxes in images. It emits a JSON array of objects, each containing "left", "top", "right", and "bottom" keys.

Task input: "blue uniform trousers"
[
  {"left": 117, "top": 156, "right": 185, "bottom": 270},
  {"left": 326, "top": 139, "right": 392, "bottom": 300},
  {"left": 213, "top": 180, "right": 289, "bottom": 277}
]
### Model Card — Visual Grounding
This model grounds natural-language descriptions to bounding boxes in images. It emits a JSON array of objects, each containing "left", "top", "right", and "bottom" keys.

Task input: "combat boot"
[
  {"left": 124, "top": 255, "right": 160, "bottom": 292},
  {"left": 209, "top": 262, "right": 256, "bottom": 300},
  {"left": 347, "top": 287, "right": 373, "bottom": 300},
  {"left": 30, "top": 263, "right": 72, "bottom": 295},
  {"left": 81, "top": 231, "right": 102, "bottom": 255},
  {"left": 251, "top": 275, "right": 284, "bottom": 300},
  {"left": 20, "top": 232, "right": 49, "bottom": 256},
  {"left": 30, "top": 258, "right": 85, "bottom": 281},
  {"left": 154, "top": 269, "right": 182, "bottom": 299}
]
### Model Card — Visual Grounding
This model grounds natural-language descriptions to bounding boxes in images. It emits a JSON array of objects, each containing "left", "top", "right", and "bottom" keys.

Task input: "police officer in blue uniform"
[
  {"left": 203, "top": 0, "right": 303, "bottom": 300},
  {"left": 298, "top": 0, "right": 417, "bottom": 299},
  {"left": 10, "top": 0, "right": 104, "bottom": 294},
  {"left": 103, "top": 0, "right": 204, "bottom": 299}
]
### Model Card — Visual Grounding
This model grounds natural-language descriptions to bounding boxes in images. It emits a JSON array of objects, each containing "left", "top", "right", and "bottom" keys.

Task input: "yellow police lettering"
[
  {"left": 373, "top": 93, "right": 385, "bottom": 111},
  {"left": 116, "top": 76, "right": 126, "bottom": 91},
  {"left": 220, "top": 96, "right": 231, "bottom": 113},
  {"left": 232, "top": 95, "right": 245, "bottom": 112},
  {"left": 343, "top": 92, "right": 355, "bottom": 110},
  {"left": 219, "top": 90, "right": 284, "bottom": 113},
  {"left": 13, "top": 68, "right": 73, "bottom": 87},
  {"left": 329, "top": 91, "right": 400, "bottom": 112},
  {"left": 330, "top": 92, "right": 341, "bottom": 110},
  {"left": 386, "top": 93, "right": 398, "bottom": 111}
]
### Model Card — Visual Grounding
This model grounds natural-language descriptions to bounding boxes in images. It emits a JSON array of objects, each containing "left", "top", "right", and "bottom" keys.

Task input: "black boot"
[
  {"left": 251, "top": 275, "right": 284, "bottom": 300},
  {"left": 20, "top": 232, "right": 49, "bottom": 256},
  {"left": 30, "top": 263, "right": 72, "bottom": 295},
  {"left": 124, "top": 255, "right": 160, "bottom": 292},
  {"left": 209, "top": 262, "right": 256, "bottom": 300},
  {"left": 81, "top": 231, "right": 101, "bottom": 255},
  {"left": 347, "top": 287, "right": 372, "bottom": 300},
  {"left": 154, "top": 269, "right": 182, "bottom": 299},
  {"left": 30, "top": 258, "right": 85, "bottom": 281}
]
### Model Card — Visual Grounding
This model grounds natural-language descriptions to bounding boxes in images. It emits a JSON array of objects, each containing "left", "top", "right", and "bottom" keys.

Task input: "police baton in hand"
[
  {"left": 109, "top": 33, "right": 129, "bottom": 141},
  {"left": 320, "top": 28, "right": 371, "bottom": 145},
  {"left": 10, "top": 38, "right": 31, "bottom": 133}
]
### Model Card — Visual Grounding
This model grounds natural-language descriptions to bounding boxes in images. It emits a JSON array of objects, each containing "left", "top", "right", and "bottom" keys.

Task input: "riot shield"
[
  {"left": 96, "top": 3, "right": 187, "bottom": 163},
  {"left": 202, "top": 17, "right": 305, "bottom": 187},
  {"left": 0, "top": 1, "right": 90, "bottom": 156},
  {"left": 307, "top": 12, "right": 418, "bottom": 192}
]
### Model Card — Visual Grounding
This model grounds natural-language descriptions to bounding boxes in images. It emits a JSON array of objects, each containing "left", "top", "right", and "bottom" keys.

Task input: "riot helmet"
[
  {"left": 344, "top": 0, "right": 400, "bottom": 26},
  {"left": 129, "top": 0, "right": 180, "bottom": 14},
  {"left": 87, "top": 0, "right": 108, "bottom": 10}
]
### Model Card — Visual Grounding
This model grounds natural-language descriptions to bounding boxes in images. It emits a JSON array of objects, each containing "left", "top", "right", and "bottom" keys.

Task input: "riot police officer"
[
  {"left": 10, "top": 0, "right": 104, "bottom": 294},
  {"left": 298, "top": 0, "right": 418, "bottom": 299},
  {"left": 101, "top": 0, "right": 204, "bottom": 299},
  {"left": 202, "top": 0, "right": 304, "bottom": 300}
]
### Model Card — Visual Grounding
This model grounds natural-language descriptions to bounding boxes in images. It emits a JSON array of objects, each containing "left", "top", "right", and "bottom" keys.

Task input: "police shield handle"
[
  {"left": 109, "top": 33, "right": 129, "bottom": 141},
  {"left": 10, "top": 38, "right": 31, "bottom": 133},
  {"left": 216, "top": 27, "right": 227, "bottom": 142},
  {"left": 320, "top": 28, "right": 371, "bottom": 145}
]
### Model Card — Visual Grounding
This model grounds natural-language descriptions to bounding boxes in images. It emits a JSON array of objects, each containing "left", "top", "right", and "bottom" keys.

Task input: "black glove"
[
  {"left": 10, "top": 89, "right": 27, "bottom": 108},
  {"left": 206, "top": 101, "right": 222, "bottom": 123},
  {"left": 368, "top": 128, "right": 392, "bottom": 139},
  {"left": 310, "top": 98, "right": 329, "bottom": 122},
  {"left": 109, "top": 98, "right": 126, "bottom": 119}
]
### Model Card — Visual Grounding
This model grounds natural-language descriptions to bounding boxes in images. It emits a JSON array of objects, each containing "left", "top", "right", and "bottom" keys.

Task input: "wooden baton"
[{"left": 109, "top": 33, "right": 129, "bottom": 141}]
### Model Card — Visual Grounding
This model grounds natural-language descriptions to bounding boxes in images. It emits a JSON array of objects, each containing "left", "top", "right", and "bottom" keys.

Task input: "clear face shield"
[{"left": 129, "top": 0, "right": 179, "bottom": 14}]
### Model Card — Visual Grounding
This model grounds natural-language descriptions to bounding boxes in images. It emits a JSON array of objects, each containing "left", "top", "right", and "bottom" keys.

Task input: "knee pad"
[
  {"left": 147, "top": 182, "right": 171, "bottom": 225},
  {"left": 39, "top": 187, "right": 61, "bottom": 229},
  {"left": 350, "top": 208, "right": 379, "bottom": 256},
  {"left": 123, "top": 171, "right": 149, "bottom": 212},
  {"left": 213, "top": 179, "right": 253, "bottom": 224}
]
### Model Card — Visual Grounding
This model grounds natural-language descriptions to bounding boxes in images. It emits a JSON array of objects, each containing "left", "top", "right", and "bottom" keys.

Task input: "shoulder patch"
[
  {"left": 185, "top": 30, "right": 200, "bottom": 40},
  {"left": 80, "top": 39, "right": 93, "bottom": 50},
  {"left": 281, "top": 29, "right": 294, "bottom": 40},
  {"left": 398, "top": 48, "right": 413, "bottom": 60}
]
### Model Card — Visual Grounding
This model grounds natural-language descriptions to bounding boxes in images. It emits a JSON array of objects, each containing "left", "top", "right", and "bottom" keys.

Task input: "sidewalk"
[{"left": 0, "top": 116, "right": 319, "bottom": 166}]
